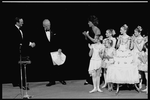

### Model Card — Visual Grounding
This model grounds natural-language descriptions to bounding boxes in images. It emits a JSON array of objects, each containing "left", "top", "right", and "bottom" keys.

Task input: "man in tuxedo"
[
  {"left": 37, "top": 19, "right": 66, "bottom": 86},
  {"left": 11, "top": 17, "right": 35, "bottom": 90}
]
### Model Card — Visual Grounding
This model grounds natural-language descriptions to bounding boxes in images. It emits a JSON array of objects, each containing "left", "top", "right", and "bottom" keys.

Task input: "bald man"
[
  {"left": 43, "top": 19, "right": 51, "bottom": 42},
  {"left": 36, "top": 19, "right": 66, "bottom": 86}
]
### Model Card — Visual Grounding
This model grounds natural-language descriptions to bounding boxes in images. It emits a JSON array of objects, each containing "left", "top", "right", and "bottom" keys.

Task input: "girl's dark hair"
[{"left": 88, "top": 15, "right": 99, "bottom": 26}]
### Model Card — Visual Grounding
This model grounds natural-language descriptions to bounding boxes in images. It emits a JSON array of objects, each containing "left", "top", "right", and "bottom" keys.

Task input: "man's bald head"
[{"left": 43, "top": 19, "right": 51, "bottom": 30}]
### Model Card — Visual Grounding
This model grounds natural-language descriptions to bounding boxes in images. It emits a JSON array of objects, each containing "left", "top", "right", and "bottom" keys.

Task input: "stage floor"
[{"left": 2, "top": 80, "right": 148, "bottom": 99}]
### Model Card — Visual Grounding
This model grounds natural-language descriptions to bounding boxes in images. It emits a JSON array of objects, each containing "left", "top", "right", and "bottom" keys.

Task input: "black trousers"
[
  {"left": 85, "top": 58, "right": 93, "bottom": 85},
  {"left": 20, "top": 64, "right": 29, "bottom": 87},
  {"left": 85, "top": 72, "right": 92, "bottom": 84},
  {"left": 54, "top": 65, "right": 65, "bottom": 81},
  {"left": 41, "top": 52, "right": 65, "bottom": 83},
  {"left": 46, "top": 65, "right": 66, "bottom": 83},
  {"left": 11, "top": 44, "right": 33, "bottom": 87},
  {"left": 12, "top": 60, "right": 27, "bottom": 87}
]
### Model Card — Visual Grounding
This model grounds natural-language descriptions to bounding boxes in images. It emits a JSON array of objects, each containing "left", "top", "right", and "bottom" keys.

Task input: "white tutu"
[
  {"left": 132, "top": 50, "right": 141, "bottom": 67},
  {"left": 88, "top": 43, "right": 104, "bottom": 75},
  {"left": 105, "top": 51, "right": 139, "bottom": 84},
  {"left": 50, "top": 51, "right": 66, "bottom": 66},
  {"left": 88, "top": 59, "right": 102, "bottom": 75},
  {"left": 105, "top": 64, "right": 139, "bottom": 84},
  {"left": 102, "top": 58, "right": 114, "bottom": 69}
]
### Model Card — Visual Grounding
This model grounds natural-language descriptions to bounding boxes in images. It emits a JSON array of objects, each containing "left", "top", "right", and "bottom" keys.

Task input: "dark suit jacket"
[
  {"left": 37, "top": 29, "right": 58, "bottom": 51},
  {"left": 10, "top": 25, "right": 31, "bottom": 62},
  {"left": 35, "top": 27, "right": 60, "bottom": 67}
]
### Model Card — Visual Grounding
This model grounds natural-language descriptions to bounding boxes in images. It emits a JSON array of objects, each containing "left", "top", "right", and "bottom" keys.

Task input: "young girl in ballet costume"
[
  {"left": 138, "top": 45, "right": 148, "bottom": 94},
  {"left": 88, "top": 35, "right": 105, "bottom": 93}
]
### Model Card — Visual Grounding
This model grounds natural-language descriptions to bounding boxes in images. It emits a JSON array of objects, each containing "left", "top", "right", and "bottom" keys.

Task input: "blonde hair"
[{"left": 121, "top": 24, "right": 128, "bottom": 31}]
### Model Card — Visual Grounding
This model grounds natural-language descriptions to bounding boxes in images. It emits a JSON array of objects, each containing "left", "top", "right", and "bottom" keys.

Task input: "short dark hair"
[
  {"left": 88, "top": 15, "right": 99, "bottom": 26},
  {"left": 15, "top": 17, "right": 22, "bottom": 23}
]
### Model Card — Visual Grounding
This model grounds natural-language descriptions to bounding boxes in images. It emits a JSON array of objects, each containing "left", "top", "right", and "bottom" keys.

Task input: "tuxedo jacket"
[
  {"left": 35, "top": 27, "right": 60, "bottom": 60},
  {"left": 10, "top": 25, "right": 32, "bottom": 61}
]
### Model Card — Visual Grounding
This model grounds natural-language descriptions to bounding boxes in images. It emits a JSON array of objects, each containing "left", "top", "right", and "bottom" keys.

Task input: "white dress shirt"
[
  {"left": 15, "top": 25, "right": 23, "bottom": 39},
  {"left": 46, "top": 31, "right": 51, "bottom": 42}
]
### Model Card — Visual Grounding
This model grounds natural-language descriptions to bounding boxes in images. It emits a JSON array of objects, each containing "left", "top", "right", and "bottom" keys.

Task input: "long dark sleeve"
[{"left": 50, "top": 33, "right": 60, "bottom": 52}]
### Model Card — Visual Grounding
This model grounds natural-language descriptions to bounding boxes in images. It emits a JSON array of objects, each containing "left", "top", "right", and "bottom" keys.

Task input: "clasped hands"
[
  {"left": 82, "top": 31, "right": 89, "bottom": 36},
  {"left": 29, "top": 42, "right": 36, "bottom": 48}
]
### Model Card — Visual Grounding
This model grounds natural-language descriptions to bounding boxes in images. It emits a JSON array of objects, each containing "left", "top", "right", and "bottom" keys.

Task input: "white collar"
[{"left": 15, "top": 24, "right": 20, "bottom": 30}]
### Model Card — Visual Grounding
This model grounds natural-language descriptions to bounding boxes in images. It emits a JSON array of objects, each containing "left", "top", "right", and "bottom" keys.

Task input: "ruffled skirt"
[
  {"left": 105, "top": 63, "right": 139, "bottom": 84},
  {"left": 88, "top": 59, "right": 102, "bottom": 75},
  {"left": 138, "top": 63, "right": 148, "bottom": 72}
]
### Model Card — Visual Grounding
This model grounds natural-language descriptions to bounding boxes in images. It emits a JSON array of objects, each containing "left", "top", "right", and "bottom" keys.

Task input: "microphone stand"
[
  {"left": 18, "top": 43, "right": 32, "bottom": 99},
  {"left": 19, "top": 43, "right": 24, "bottom": 98}
]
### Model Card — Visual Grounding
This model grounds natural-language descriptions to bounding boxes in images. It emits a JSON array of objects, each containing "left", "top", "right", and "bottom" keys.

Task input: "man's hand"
[
  {"left": 29, "top": 42, "right": 36, "bottom": 48},
  {"left": 58, "top": 49, "right": 62, "bottom": 55}
]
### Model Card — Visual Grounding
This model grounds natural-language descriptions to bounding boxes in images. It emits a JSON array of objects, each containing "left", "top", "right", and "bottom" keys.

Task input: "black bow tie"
[{"left": 45, "top": 30, "right": 50, "bottom": 32}]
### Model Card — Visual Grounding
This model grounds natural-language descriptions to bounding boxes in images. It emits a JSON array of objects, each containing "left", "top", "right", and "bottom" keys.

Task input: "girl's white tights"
[{"left": 89, "top": 72, "right": 103, "bottom": 93}]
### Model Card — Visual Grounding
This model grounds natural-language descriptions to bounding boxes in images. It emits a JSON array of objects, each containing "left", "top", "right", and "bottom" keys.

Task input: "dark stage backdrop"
[{"left": 2, "top": 3, "right": 148, "bottom": 83}]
